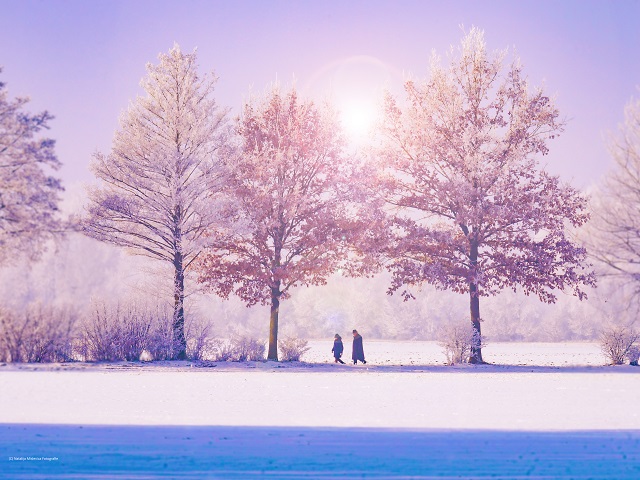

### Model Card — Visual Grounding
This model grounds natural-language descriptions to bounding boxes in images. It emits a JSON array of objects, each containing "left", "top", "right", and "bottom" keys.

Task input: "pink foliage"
[
  {"left": 197, "top": 87, "right": 360, "bottom": 305},
  {"left": 367, "top": 29, "right": 595, "bottom": 358},
  {"left": 195, "top": 87, "right": 364, "bottom": 359}
]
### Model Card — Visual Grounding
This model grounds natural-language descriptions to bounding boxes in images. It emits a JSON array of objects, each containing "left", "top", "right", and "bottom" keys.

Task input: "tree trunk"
[
  {"left": 469, "top": 282, "right": 483, "bottom": 364},
  {"left": 173, "top": 253, "right": 187, "bottom": 360},
  {"left": 468, "top": 238, "right": 483, "bottom": 364},
  {"left": 267, "top": 285, "right": 280, "bottom": 361}
]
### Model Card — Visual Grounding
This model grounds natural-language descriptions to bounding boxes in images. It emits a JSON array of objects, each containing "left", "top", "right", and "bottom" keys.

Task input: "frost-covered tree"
[
  {"left": 588, "top": 96, "right": 640, "bottom": 295},
  {"left": 370, "top": 29, "right": 594, "bottom": 362},
  {"left": 0, "top": 69, "right": 63, "bottom": 264},
  {"left": 196, "top": 87, "right": 359, "bottom": 361},
  {"left": 84, "top": 45, "right": 231, "bottom": 359}
]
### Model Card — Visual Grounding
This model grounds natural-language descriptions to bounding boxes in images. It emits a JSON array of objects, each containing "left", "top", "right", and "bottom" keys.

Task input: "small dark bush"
[{"left": 185, "top": 316, "right": 216, "bottom": 361}]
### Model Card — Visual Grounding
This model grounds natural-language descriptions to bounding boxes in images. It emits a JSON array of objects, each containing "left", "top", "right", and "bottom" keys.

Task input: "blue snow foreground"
[{"left": 2, "top": 424, "right": 639, "bottom": 479}]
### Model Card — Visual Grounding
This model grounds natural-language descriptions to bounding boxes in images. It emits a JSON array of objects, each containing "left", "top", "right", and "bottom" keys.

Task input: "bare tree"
[
  {"left": 84, "top": 45, "right": 232, "bottom": 359},
  {"left": 588, "top": 96, "right": 640, "bottom": 297}
]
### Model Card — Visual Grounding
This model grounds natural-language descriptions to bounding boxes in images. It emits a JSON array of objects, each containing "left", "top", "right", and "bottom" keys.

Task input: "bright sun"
[
  {"left": 340, "top": 99, "right": 378, "bottom": 141},
  {"left": 303, "top": 55, "right": 400, "bottom": 146}
]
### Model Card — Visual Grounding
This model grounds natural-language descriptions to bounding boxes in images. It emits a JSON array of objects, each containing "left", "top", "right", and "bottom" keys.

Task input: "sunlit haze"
[
  {"left": 1, "top": 0, "right": 639, "bottom": 191},
  {"left": 309, "top": 55, "right": 396, "bottom": 143}
]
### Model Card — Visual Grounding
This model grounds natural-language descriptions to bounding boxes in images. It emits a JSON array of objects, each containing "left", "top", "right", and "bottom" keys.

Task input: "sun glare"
[
  {"left": 303, "top": 55, "right": 402, "bottom": 147},
  {"left": 340, "top": 99, "right": 378, "bottom": 141}
]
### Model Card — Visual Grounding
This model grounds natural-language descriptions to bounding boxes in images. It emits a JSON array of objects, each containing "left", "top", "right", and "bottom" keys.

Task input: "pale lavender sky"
[{"left": 1, "top": 0, "right": 639, "bottom": 190}]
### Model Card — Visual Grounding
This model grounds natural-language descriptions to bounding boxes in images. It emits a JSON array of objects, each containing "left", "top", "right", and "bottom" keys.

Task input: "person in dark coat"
[
  {"left": 352, "top": 329, "right": 366, "bottom": 365},
  {"left": 332, "top": 334, "right": 345, "bottom": 364}
]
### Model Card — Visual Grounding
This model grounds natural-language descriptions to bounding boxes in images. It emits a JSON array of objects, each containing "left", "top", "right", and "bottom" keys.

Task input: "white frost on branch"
[{"left": 83, "top": 45, "right": 234, "bottom": 358}]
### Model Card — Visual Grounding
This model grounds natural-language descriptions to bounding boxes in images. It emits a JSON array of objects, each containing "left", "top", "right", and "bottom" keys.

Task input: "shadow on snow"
[
  {"left": 3, "top": 361, "right": 639, "bottom": 375},
  {"left": 2, "top": 423, "right": 639, "bottom": 479}
]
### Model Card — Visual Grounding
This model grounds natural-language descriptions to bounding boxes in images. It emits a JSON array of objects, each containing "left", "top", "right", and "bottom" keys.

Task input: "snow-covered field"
[{"left": 1, "top": 341, "right": 639, "bottom": 478}]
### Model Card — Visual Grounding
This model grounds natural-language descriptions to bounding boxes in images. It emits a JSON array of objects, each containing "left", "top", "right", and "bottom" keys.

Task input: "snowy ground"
[{"left": 1, "top": 341, "right": 639, "bottom": 478}]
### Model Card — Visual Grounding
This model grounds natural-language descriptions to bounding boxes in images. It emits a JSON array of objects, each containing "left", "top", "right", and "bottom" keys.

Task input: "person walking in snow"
[
  {"left": 332, "top": 334, "right": 345, "bottom": 364},
  {"left": 352, "top": 329, "right": 366, "bottom": 365}
]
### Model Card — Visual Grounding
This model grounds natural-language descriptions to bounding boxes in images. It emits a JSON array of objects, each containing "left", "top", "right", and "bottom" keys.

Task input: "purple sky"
[{"left": 1, "top": 0, "right": 639, "bottom": 190}]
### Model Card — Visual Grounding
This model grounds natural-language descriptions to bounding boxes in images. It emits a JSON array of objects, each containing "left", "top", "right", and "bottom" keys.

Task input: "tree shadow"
[
  {"left": 2, "top": 423, "right": 639, "bottom": 478},
  {"left": 2, "top": 360, "right": 639, "bottom": 374}
]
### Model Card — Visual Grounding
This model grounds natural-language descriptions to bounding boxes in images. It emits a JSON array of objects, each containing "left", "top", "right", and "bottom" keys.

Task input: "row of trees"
[
  {"left": 3, "top": 29, "right": 637, "bottom": 362},
  {"left": 83, "top": 46, "right": 366, "bottom": 360},
  {"left": 81, "top": 31, "right": 594, "bottom": 363}
]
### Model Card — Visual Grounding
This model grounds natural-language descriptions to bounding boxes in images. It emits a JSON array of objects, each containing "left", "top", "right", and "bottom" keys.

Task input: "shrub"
[
  {"left": 210, "top": 339, "right": 236, "bottom": 362},
  {"left": 278, "top": 337, "right": 310, "bottom": 362},
  {"left": 438, "top": 321, "right": 483, "bottom": 365},
  {"left": 185, "top": 315, "right": 216, "bottom": 361},
  {"left": 80, "top": 302, "right": 180, "bottom": 362},
  {"left": 208, "top": 336, "right": 265, "bottom": 362},
  {"left": 139, "top": 349, "right": 153, "bottom": 362},
  {"left": 81, "top": 303, "right": 145, "bottom": 361},
  {"left": 232, "top": 335, "right": 265, "bottom": 361},
  {"left": 145, "top": 306, "right": 182, "bottom": 361},
  {"left": 599, "top": 326, "right": 640, "bottom": 365},
  {"left": 0, "top": 305, "right": 77, "bottom": 363}
]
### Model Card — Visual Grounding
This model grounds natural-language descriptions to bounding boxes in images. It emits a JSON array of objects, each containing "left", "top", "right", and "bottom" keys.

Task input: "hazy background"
[{"left": 1, "top": 0, "right": 639, "bottom": 341}]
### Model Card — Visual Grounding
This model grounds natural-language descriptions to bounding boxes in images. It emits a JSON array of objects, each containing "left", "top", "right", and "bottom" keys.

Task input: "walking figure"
[
  {"left": 352, "top": 329, "right": 366, "bottom": 365},
  {"left": 332, "top": 334, "right": 345, "bottom": 364}
]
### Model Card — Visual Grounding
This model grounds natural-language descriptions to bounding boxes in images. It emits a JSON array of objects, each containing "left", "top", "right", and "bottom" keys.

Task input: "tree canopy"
[
  {"left": 84, "top": 45, "right": 232, "bottom": 358},
  {"left": 0, "top": 69, "right": 63, "bottom": 265},
  {"left": 196, "top": 86, "right": 360, "bottom": 360},
  {"left": 368, "top": 29, "right": 595, "bottom": 362}
]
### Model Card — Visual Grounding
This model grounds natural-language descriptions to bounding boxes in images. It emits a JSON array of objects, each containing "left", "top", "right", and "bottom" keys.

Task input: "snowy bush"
[
  {"left": 185, "top": 316, "right": 216, "bottom": 361},
  {"left": 210, "top": 339, "right": 236, "bottom": 362},
  {"left": 208, "top": 336, "right": 265, "bottom": 362},
  {"left": 0, "top": 305, "right": 77, "bottom": 363},
  {"left": 231, "top": 335, "right": 266, "bottom": 361},
  {"left": 438, "top": 321, "right": 483, "bottom": 365},
  {"left": 139, "top": 349, "right": 153, "bottom": 362},
  {"left": 145, "top": 306, "right": 183, "bottom": 361},
  {"left": 599, "top": 326, "right": 640, "bottom": 365},
  {"left": 80, "top": 303, "right": 149, "bottom": 361},
  {"left": 79, "top": 302, "right": 180, "bottom": 362},
  {"left": 278, "top": 337, "right": 310, "bottom": 362}
]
